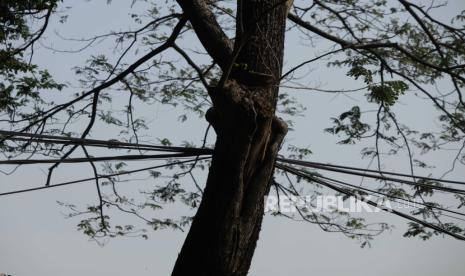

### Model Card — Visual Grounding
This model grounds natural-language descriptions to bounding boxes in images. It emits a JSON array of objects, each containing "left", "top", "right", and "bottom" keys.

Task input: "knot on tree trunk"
[
  {"left": 206, "top": 80, "right": 276, "bottom": 138},
  {"left": 173, "top": 79, "right": 287, "bottom": 276}
]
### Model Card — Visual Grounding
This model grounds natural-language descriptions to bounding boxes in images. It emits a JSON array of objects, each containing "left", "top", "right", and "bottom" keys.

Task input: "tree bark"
[{"left": 172, "top": 1, "right": 288, "bottom": 275}]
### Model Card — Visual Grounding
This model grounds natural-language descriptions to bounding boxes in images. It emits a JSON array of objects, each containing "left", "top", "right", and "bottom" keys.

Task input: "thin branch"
[
  {"left": 277, "top": 163, "right": 465, "bottom": 241},
  {"left": 172, "top": 43, "right": 209, "bottom": 88},
  {"left": 81, "top": 146, "right": 106, "bottom": 231},
  {"left": 7, "top": 16, "right": 188, "bottom": 138}
]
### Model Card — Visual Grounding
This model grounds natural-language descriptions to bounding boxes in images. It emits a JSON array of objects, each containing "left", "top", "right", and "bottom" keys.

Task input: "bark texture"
[{"left": 172, "top": 1, "right": 289, "bottom": 275}]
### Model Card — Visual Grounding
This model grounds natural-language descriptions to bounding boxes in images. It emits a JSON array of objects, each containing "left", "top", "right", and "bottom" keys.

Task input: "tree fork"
[{"left": 172, "top": 1, "right": 289, "bottom": 275}]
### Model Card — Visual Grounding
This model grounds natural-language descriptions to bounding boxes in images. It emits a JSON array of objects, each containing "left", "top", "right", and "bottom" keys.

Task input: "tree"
[{"left": 1, "top": 0, "right": 465, "bottom": 275}]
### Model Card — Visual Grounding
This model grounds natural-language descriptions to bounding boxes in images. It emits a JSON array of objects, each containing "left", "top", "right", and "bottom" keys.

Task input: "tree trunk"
[{"left": 172, "top": 1, "right": 288, "bottom": 275}]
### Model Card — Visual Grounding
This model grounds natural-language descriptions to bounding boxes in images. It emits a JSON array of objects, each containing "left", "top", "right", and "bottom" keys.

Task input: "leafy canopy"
[{"left": 1, "top": 0, "right": 465, "bottom": 246}]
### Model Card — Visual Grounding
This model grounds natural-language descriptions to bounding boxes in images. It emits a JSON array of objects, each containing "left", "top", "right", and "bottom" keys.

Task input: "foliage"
[{"left": 1, "top": 0, "right": 465, "bottom": 246}]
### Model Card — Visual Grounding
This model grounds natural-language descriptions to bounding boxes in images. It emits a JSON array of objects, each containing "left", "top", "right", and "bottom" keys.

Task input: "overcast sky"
[{"left": 1, "top": 1, "right": 465, "bottom": 276}]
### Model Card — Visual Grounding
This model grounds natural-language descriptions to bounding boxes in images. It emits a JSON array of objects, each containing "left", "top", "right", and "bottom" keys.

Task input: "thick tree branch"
[
  {"left": 288, "top": 13, "right": 465, "bottom": 83},
  {"left": 176, "top": 0, "right": 233, "bottom": 70}
]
